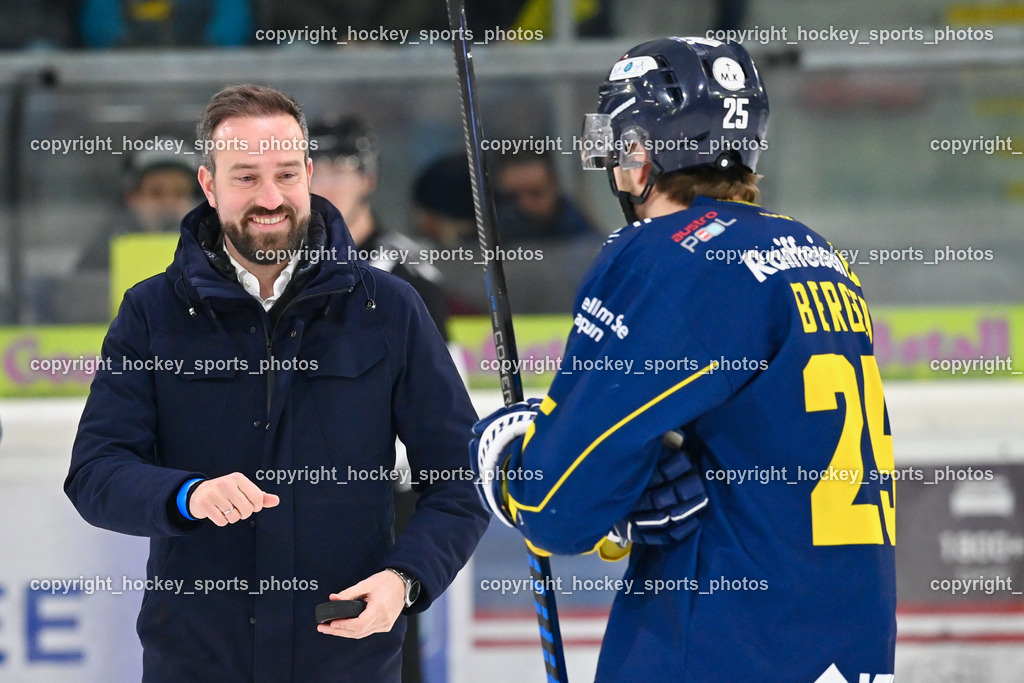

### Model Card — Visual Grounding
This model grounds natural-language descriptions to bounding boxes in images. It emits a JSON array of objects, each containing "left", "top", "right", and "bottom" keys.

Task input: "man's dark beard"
[{"left": 220, "top": 205, "right": 309, "bottom": 265}]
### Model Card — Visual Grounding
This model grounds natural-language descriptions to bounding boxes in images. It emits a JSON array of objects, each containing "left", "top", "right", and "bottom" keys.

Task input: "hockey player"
[{"left": 471, "top": 37, "right": 896, "bottom": 681}]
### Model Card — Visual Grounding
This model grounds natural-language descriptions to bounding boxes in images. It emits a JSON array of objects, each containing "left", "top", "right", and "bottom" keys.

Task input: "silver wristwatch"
[{"left": 386, "top": 567, "right": 421, "bottom": 608}]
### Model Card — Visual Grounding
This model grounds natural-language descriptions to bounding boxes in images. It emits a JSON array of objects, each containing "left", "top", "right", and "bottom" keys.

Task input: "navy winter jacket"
[{"left": 65, "top": 195, "right": 489, "bottom": 681}]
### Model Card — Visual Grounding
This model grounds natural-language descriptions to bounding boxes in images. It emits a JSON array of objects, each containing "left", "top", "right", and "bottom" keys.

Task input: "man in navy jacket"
[{"left": 65, "top": 84, "right": 489, "bottom": 681}]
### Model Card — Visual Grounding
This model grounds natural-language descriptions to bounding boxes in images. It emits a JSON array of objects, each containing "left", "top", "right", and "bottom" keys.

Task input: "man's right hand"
[{"left": 189, "top": 473, "right": 280, "bottom": 526}]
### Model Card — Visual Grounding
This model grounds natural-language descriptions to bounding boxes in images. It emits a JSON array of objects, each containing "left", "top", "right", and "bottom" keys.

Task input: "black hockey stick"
[{"left": 444, "top": 3, "right": 569, "bottom": 681}]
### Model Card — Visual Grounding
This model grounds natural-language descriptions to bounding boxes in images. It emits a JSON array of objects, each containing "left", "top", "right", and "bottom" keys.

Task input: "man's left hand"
[{"left": 316, "top": 570, "right": 406, "bottom": 639}]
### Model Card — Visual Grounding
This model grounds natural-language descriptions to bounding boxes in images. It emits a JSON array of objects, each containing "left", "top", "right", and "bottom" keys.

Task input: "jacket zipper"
[{"left": 259, "top": 286, "right": 355, "bottom": 420}]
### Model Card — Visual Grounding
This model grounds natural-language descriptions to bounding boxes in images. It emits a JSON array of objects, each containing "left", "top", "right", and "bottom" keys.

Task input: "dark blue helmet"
[{"left": 582, "top": 37, "right": 769, "bottom": 183}]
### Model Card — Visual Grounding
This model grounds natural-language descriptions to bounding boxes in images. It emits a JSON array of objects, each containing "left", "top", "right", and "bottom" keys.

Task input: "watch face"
[
  {"left": 407, "top": 579, "right": 421, "bottom": 606},
  {"left": 390, "top": 568, "right": 420, "bottom": 607}
]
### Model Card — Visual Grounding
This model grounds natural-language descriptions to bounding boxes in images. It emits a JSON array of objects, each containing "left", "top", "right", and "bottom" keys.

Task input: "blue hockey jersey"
[{"left": 506, "top": 195, "right": 896, "bottom": 681}]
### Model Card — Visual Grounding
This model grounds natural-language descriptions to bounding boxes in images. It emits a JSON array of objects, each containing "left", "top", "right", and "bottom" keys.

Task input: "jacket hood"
[{"left": 168, "top": 194, "right": 363, "bottom": 312}]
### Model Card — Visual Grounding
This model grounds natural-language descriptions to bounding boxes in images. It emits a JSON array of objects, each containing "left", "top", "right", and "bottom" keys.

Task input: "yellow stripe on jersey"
[
  {"left": 758, "top": 210, "right": 794, "bottom": 220},
  {"left": 521, "top": 522, "right": 629, "bottom": 561},
  {"left": 525, "top": 537, "right": 553, "bottom": 557},
  {"left": 522, "top": 395, "right": 557, "bottom": 451},
  {"left": 509, "top": 362, "right": 718, "bottom": 516}
]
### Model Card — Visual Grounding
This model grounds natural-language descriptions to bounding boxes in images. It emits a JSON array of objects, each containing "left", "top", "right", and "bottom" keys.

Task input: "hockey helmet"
[
  {"left": 581, "top": 37, "right": 769, "bottom": 215},
  {"left": 309, "top": 114, "right": 379, "bottom": 175}
]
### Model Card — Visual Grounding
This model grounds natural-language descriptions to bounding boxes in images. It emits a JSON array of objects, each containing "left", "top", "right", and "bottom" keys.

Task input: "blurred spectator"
[
  {"left": 410, "top": 151, "right": 602, "bottom": 315},
  {"left": 494, "top": 151, "right": 598, "bottom": 242},
  {"left": 309, "top": 114, "right": 449, "bottom": 340},
  {"left": 80, "top": 0, "right": 253, "bottom": 48},
  {"left": 0, "top": 1, "right": 78, "bottom": 49},
  {"left": 411, "top": 154, "right": 477, "bottom": 249},
  {"left": 77, "top": 137, "right": 200, "bottom": 271},
  {"left": 410, "top": 153, "right": 486, "bottom": 316}
]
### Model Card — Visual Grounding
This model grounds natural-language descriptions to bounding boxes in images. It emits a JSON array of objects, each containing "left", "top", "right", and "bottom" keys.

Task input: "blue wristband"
[{"left": 176, "top": 478, "right": 205, "bottom": 521}]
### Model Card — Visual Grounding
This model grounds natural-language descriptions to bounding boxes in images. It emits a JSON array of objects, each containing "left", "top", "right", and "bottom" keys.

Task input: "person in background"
[
  {"left": 411, "top": 153, "right": 478, "bottom": 250},
  {"left": 309, "top": 115, "right": 449, "bottom": 339},
  {"left": 410, "top": 153, "right": 487, "bottom": 316},
  {"left": 494, "top": 151, "right": 598, "bottom": 242},
  {"left": 77, "top": 139, "right": 200, "bottom": 272}
]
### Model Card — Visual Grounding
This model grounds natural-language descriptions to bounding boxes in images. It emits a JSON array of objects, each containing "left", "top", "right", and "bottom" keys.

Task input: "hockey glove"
[
  {"left": 606, "top": 430, "right": 708, "bottom": 547},
  {"left": 469, "top": 399, "right": 542, "bottom": 527}
]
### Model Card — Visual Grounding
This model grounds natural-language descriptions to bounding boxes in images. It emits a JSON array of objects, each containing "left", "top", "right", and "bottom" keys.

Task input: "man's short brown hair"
[
  {"left": 196, "top": 84, "right": 308, "bottom": 172},
  {"left": 655, "top": 165, "right": 761, "bottom": 206}
]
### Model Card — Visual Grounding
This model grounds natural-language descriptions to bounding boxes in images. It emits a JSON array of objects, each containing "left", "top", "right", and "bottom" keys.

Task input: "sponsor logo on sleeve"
[
  {"left": 671, "top": 211, "right": 735, "bottom": 252},
  {"left": 573, "top": 297, "right": 630, "bottom": 342}
]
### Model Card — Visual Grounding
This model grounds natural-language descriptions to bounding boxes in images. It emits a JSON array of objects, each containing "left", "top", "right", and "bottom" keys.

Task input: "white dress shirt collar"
[{"left": 226, "top": 248, "right": 302, "bottom": 311}]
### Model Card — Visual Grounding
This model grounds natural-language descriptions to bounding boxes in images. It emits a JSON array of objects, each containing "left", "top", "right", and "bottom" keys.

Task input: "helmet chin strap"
[
  {"left": 607, "top": 165, "right": 659, "bottom": 224},
  {"left": 617, "top": 190, "right": 641, "bottom": 223}
]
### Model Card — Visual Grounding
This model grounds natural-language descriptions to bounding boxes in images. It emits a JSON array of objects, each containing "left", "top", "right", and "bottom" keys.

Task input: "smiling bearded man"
[{"left": 65, "top": 84, "right": 489, "bottom": 682}]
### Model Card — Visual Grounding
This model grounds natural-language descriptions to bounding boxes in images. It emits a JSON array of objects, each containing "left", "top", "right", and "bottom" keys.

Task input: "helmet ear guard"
[{"left": 605, "top": 145, "right": 660, "bottom": 224}]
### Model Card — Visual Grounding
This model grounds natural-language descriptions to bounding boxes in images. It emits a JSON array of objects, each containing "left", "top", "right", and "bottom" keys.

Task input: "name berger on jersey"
[{"left": 729, "top": 233, "right": 876, "bottom": 342}]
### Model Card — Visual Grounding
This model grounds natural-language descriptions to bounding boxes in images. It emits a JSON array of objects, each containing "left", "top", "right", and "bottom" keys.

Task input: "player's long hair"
[{"left": 656, "top": 165, "right": 761, "bottom": 206}]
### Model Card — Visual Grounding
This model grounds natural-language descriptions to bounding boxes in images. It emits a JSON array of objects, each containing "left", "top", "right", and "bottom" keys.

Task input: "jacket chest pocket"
[
  {"left": 150, "top": 331, "right": 259, "bottom": 471},
  {"left": 296, "top": 328, "right": 394, "bottom": 469}
]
